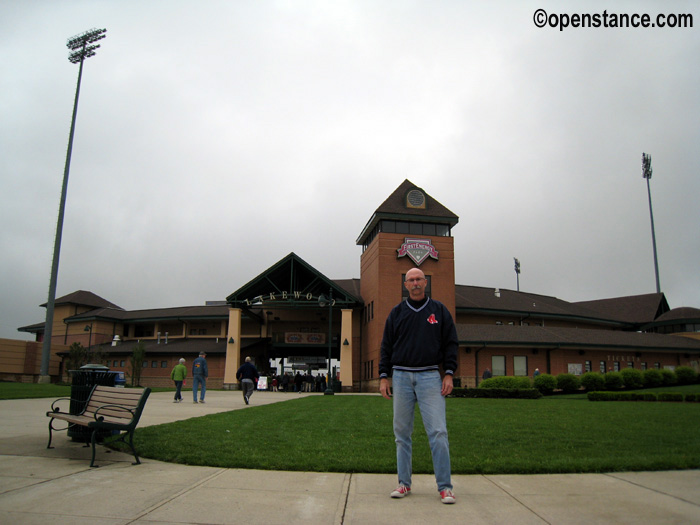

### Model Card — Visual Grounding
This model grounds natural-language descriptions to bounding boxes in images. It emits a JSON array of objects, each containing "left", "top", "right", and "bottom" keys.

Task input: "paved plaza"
[{"left": 1, "top": 390, "right": 699, "bottom": 524}]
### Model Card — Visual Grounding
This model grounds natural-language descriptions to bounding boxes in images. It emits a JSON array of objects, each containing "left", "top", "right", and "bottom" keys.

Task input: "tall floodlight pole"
[
  {"left": 514, "top": 258, "right": 521, "bottom": 292},
  {"left": 39, "top": 29, "right": 107, "bottom": 381},
  {"left": 642, "top": 153, "right": 661, "bottom": 294}
]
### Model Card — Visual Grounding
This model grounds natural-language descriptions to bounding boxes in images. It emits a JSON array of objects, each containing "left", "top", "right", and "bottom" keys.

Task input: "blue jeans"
[
  {"left": 192, "top": 375, "right": 206, "bottom": 401},
  {"left": 173, "top": 381, "right": 183, "bottom": 401},
  {"left": 392, "top": 370, "right": 452, "bottom": 492}
]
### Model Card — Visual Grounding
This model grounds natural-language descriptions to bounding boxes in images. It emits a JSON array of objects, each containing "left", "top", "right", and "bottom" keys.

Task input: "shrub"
[
  {"left": 533, "top": 373, "right": 557, "bottom": 395},
  {"left": 660, "top": 369, "right": 677, "bottom": 386},
  {"left": 675, "top": 366, "right": 698, "bottom": 385},
  {"left": 685, "top": 393, "right": 699, "bottom": 402},
  {"left": 556, "top": 373, "right": 581, "bottom": 394},
  {"left": 658, "top": 392, "right": 683, "bottom": 402},
  {"left": 450, "top": 388, "right": 541, "bottom": 399},
  {"left": 604, "top": 371, "right": 624, "bottom": 390},
  {"left": 620, "top": 368, "right": 644, "bottom": 389},
  {"left": 643, "top": 369, "right": 663, "bottom": 388},
  {"left": 479, "top": 376, "right": 532, "bottom": 389},
  {"left": 580, "top": 372, "right": 605, "bottom": 392}
]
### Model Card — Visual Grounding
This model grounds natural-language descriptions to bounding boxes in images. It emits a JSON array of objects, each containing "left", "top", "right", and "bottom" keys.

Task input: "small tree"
[
  {"left": 675, "top": 366, "right": 698, "bottom": 385},
  {"left": 643, "top": 369, "right": 663, "bottom": 388},
  {"left": 620, "top": 368, "right": 644, "bottom": 389},
  {"left": 66, "top": 342, "right": 87, "bottom": 377},
  {"left": 533, "top": 373, "right": 557, "bottom": 395},
  {"left": 129, "top": 342, "right": 146, "bottom": 386},
  {"left": 580, "top": 372, "right": 605, "bottom": 392},
  {"left": 604, "top": 371, "right": 624, "bottom": 390},
  {"left": 556, "top": 373, "right": 581, "bottom": 394},
  {"left": 660, "top": 368, "right": 677, "bottom": 386}
]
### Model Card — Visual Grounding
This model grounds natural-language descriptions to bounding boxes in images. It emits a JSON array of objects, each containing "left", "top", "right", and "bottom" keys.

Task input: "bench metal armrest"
[
  {"left": 92, "top": 403, "right": 136, "bottom": 421},
  {"left": 49, "top": 397, "right": 76, "bottom": 413}
]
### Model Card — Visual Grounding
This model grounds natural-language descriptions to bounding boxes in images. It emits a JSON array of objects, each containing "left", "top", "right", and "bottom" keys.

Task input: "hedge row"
[
  {"left": 451, "top": 387, "right": 542, "bottom": 399},
  {"left": 587, "top": 391, "right": 700, "bottom": 402}
]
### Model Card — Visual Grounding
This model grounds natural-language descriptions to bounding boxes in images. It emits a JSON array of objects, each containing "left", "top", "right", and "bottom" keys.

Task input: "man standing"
[
  {"left": 236, "top": 356, "right": 260, "bottom": 405},
  {"left": 170, "top": 358, "right": 187, "bottom": 403},
  {"left": 192, "top": 351, "right": 208, "bottom": 404},
  {"left": 379, "top": 267, "right": 458, "bottom": 504}
]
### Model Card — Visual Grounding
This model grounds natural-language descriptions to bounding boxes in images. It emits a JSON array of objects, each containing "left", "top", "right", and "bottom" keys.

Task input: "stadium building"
[{"left": 15, "top": 181, "right": 700, "bottom": 389}]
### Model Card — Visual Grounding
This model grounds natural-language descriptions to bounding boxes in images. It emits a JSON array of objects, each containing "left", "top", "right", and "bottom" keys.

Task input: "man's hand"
[
  {"left": 380, "top": 378, "right": 392, "bottom": 399},
  {"left": 441, "top": 374, "right": 454, "bottom": 397}
]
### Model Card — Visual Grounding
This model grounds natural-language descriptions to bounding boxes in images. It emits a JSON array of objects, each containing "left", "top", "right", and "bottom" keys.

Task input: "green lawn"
[
  {"left": 4, "top": 382, "right": 699, "bottom": 475},
  {"left": 131, "top": 393, "right": 700, "bottom": 475}
]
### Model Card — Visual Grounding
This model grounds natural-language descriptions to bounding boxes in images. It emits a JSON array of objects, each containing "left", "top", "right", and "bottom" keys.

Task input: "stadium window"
[
  {"left": 627, "top": 362, "right": 634, "bottom": 368},
  {"left": 151, "top": 360, "right": 157, "bottom": 368},
  {"left": 599, "top": 361, "right": 606, "bottom": 373},
  {"left": 161, "top": 361, "right": 167, "bottom": 368},
  {"left": 585, "top": 361, "right": 592, "bottom": 372},
  {"left": 641, "top": 362, "right": 647, "bottom": 370},
  {"left": 613, "top": 361, "right": 620, "bottom": 372},
  {"left": 492, "top": 356, "right": 506, "bottom": 376},
  {"left": 513, "top": 356, "right": 527, "bottom": 376},
  {"left": 396, "top": 221, "right": 410, "bottom": 234},
  {"left": 120, "top": 360, "right": 125, "bottom": 367}
]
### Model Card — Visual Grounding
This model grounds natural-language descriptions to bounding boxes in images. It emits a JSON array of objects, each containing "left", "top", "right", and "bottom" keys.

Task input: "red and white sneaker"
[
  {"left": 440, "top": 489, "right": 456, "bottom": 504},
  {"left": 390, "top": 484, "right": 411, "bottom": 498}
]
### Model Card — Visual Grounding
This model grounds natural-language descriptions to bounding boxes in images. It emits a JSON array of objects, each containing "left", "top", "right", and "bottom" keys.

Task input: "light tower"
[
  {"left": 39, "top": 29, "right": 107, "bottom": 381},
  {"left": 642, "top": 152, "right": 661, "bottom": 294},
  {"left": 514, "top": 257, "right": 521, "bottom": 292}
]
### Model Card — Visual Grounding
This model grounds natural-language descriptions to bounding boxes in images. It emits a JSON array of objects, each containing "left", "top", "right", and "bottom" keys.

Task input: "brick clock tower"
[{"left": 356, "top": 180, "right": 459, "bottom": 390}]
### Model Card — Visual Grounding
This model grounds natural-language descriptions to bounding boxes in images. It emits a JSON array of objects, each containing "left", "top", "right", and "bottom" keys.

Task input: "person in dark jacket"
[
  {"left": 379, "top": 267, "right": 458, "bottom": 505},
  {"left": 236, "top": 356, "right": 260, "bottom": 405},
  {"left": 192, "top": 351, "right": 208, "bottom": 404}
]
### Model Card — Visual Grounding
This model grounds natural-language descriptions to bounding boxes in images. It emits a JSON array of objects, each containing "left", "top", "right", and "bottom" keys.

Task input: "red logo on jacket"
[{"left": 427, "top": 314, "right": 438, "bottom": 324}]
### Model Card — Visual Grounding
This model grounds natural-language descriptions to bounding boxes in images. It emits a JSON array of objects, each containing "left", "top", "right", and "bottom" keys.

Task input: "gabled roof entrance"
[{"left": 226, "top": 253, "right": 361, "bottom": 310}]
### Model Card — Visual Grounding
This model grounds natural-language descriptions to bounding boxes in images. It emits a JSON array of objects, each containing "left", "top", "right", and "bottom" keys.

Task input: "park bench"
[{"left": 46, "top": 385, "right": 151, "bottom": 467}]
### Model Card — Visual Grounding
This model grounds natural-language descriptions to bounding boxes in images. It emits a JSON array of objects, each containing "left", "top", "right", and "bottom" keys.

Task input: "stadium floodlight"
[
  {"left": 641, "top": 152, "right": 661, "bottom": 294},
  {"left": 39, "top": 29, "right": 107, "bottom": 381}
]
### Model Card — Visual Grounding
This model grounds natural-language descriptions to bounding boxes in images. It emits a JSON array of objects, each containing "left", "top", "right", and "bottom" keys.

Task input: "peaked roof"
[
  {"left": 457, "top": 324, "right": 700, "bottom": 352},
  {"left": 574, "top": 293, "right": 669, "bottom": 325},
  {"left": 41, "top": 290, "right": 123, "bottom": 310},
  {"left": 455, "top": 285, "right": 624, "bottom": 326},
  {"left": 356, "top": 179, "right": 459, "bottom": 245},
  {"left": 650, "top": 307, "right": 700, "bottom": 324},
  {"left": 226, "top": 253, "right": 362, "bottom": 309}
]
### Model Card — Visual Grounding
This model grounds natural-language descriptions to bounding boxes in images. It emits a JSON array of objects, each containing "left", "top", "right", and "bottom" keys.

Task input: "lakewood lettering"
[{"left": 244, "top": 293, "right": 336, "bottom": 306}]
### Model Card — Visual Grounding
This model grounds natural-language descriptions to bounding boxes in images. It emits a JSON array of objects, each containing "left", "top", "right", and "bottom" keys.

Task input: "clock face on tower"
[{"left": 406, "top": 189, "right": 426, "bottom": 209}]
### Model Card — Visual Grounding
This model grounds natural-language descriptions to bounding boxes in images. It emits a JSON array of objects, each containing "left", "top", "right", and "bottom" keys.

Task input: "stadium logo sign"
[{"left": 397, "top": 238, "right": 439, "bottom": 266}]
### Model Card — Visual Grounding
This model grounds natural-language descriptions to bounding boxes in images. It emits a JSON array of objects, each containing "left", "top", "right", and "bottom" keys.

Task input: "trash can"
[
  {"left": 68, "top": 364, "right": 116, "bottom": 441},
  {"left": 110, "top": 370, "right": 126, "bottom": 387},
  {"left": 332, "top": 380, "right": 342, "bottom": 393}
]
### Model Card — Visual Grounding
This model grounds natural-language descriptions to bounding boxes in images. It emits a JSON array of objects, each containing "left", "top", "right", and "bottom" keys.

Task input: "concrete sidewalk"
[{"left": 0, "top": 390, "right": 699, "bottom": 524}]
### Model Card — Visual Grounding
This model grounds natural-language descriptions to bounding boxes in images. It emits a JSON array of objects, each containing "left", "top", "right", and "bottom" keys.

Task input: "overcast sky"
[{"left": 1, "top": 1, "right": 698, "bottom": 340}]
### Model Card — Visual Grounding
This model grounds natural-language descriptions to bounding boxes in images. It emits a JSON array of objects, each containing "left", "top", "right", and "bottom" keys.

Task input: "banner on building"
[{"left": 285, "top": 332, "right": 326, "bottom": 344}]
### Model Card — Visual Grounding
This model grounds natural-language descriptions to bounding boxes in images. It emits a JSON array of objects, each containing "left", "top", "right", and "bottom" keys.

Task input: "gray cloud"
[{"left": 2, "top": 1, "right": 698, "bottom": 338}]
